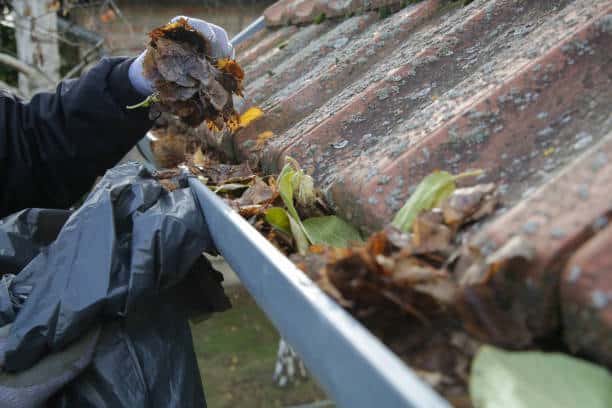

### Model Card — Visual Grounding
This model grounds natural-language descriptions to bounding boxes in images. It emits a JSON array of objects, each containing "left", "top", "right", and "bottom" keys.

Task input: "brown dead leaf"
[
  {"left": 382, "top": 225, "right": 412, "bottom": 250},
  {"left": 150, "top": 132, "right": 187, "bottom": 168},
  {"left": 409, "top": 209, "right": 454, "bottom": 255},
  {"left": 365, "top": 231, "right": 394, "bottom": 257},
  {"left": 233, "top": 204, "right": 261, "bottom": 217},
  {"left": 459, "top": 235, "right": 535, "bottom": 286},
  {"left": 191, "top": 149, "right": 209, "bottom": 167},
  {"left": 441, "top": 183, "right": 498, "bottom": 228},
  {"left": 143, "top": 18, "right": 243, "bottom": 128},
  {"left": 391, "top": 257, "right": 447, "bottom": 286},
  {"left": 238, "top": 177, "right": 276, "bottom": 206},
  {"left": 194, "top": 162, "right": 254, "bottom": 185},
  {"left": 413, "top": 280, "right": 457, "bottom": 305},
  {"left": 149, "top": 18, "right": 210, "bottom": 55}
]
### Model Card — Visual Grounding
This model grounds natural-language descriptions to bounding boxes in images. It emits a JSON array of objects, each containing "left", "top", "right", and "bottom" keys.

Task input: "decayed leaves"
[
  {"left": 142, "top": 18, "right": 244, "bottom": 128},
  {"left": 453, "top": 235, "right": 537, "bottom": 347},
  {"left": 150, "top": 135, "right": 505, "bottom": 402},
  {"left": 441, "top": 183, "right": 498, "bottom": 229},
  {"left": 291, "top": 180, "right": 502, "bottom": 325},
  {"left": 194, "top": 162, "right": 254, "bottom": 185}
]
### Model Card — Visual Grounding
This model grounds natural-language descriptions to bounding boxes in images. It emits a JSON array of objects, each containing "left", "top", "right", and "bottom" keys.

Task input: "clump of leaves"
[
  {"left": 292, "top": 170, "right": 499, "bottom": 323},
  {"left": 134, "top": 18, "right": 244, "bottom": 128},
  {"left": 265, "top": 157, "right": 362, "bottom": 254},
  {"left": 313, "top": 13, "right": 326, "bottom": 24}
]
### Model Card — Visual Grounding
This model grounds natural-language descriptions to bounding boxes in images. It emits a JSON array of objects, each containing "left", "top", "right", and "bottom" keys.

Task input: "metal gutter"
[
  {"left": 229, "top": 16, "right": 266, "bottom": 48},
  {"left": 188, "top": 177, "right": 452, "bottom": 408}
]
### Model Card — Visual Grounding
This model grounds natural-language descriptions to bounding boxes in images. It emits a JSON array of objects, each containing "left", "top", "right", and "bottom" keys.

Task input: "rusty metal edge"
[{"left": 188, "top": 177, "right": 451, "bottom": 408}]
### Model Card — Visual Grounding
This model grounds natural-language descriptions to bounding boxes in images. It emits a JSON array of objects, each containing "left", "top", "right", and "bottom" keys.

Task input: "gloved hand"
[{"left": 129, "top": 16, "right": 234, "bottom": 96}]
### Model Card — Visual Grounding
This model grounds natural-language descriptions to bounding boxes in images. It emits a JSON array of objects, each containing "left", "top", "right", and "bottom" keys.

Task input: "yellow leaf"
[
  {"left": 216, "top": 58, "right": 244, "bottom": 81},
  {"left": 543, "top": 147, "right": 555, "bottom": 156},
  {"left": 256, "top": 131, "right": 275, "bottom": 149},
  {"left": 239, "top": 107, "right": 265, "bottom": 128}
]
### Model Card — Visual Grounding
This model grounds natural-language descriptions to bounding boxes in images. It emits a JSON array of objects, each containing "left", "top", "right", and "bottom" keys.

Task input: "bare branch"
[
  {"left": 61, "top": 39, "right": 104, "bottom": 81},
  {"left": 0, "top": 52, "right": 55, "bottom": 85}
]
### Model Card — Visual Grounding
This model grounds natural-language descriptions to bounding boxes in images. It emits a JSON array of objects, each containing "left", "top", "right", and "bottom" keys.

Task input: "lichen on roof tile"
[{"left": 231, "top": 0, "right": 612, "bottom": 367}]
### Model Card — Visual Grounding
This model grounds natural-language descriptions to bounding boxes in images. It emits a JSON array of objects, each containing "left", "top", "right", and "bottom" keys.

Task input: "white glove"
[{"left": 129, "top": 16, "right": 234, "bottom": 95}]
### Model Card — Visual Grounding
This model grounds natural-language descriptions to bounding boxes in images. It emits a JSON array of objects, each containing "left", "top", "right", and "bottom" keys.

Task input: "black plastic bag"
[{"left": 0, "top": 162, "right": 230, "bottom": 407}]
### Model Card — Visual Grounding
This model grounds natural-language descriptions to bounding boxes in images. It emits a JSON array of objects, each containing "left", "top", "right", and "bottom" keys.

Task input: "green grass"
[{"left": 191, "top": 286, "right": 330, "bottom": 408}]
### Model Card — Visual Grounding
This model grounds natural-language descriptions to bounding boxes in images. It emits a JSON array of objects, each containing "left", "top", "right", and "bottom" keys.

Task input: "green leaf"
[
  {"left": 303, "top": 216, "right": 363, "bottom": 248},
  {"left": 289, "top": 215, "right": 310, "bottom": 255},
  {"left": 391, "top": 169, "right": 482, "bottom": 232},
  {"left": 276, "top": 158, "right": 316, "bottom": 247},
  {"left": 470, "top": 346, "right": 612, "bottom": 408},
  {"left": 278, "top": 163, "right": 299, "bottom": 221},
  {"left": 265, "top": 207, "right": 291, "bottom": 234}
]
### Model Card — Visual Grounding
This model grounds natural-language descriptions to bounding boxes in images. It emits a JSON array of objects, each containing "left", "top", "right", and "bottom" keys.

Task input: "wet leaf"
[
  {"left": 149, "top": 18, "right": 209, "bottom": 54},
  {"left": 265, "top": 207, "right": 291, "bottom": 235},
  {"left": 195, "top": 162, "right": 254, "bottom": 185},
  {"left": 266, "top": 161, "right": 309, "bottom": 251},
  {"left": 289, "top": 215, "right": 310, "bottom": 255},
  {"left": 202, "top": 78, "right": 230, "bottom": 111},
  {"left": 302, "top": 216, "right": 363, "bottom": 248},
  {"left": 192, "top": 149, "right": 209, "bottom": 166},
  {"left": 150, "top": 133, "right": 187, "bottom": 168},
  {"left": 392, "top": 170, "right": 483, "bottom": 232},
  {"left": 238, "top": 204, "right": 265, "bottom": 218},
  {"left": 409, "top": 210, "right": 453, "bottom": 254},
  {"left": 391, "top": 257, "right": 446, "bottom": 286},
  {"left": 295, "top": 173, "right": 315, "bottom": 209},
  {"left": 139, "top": 18, "right": 244, "bottom": 127},
  {"left": 216, "top": 58, "right": 245, "bottom": 83},
  {"left": 278, "top": 162, "right": 300, "bottom": 221},
  {"left": 413, "top": 280, "right": 457, "bottom": 304},
  {"left": 470, "top": 346, "right": 612, "bottom": 408},
  {"left": 238, "top": 177, "right": 275, "bottom": 206},
  {"left": 156, "top": 81, "right": 198, "bottom": 102},
  {"left": 441, "top": 183, "right": 498, "bottom": 228},
  {"left": 392, "top": 171, "right": 455, "bottom": 232},
  {"left": 459, "top": 236, "right": 535, "bottom": 286}
]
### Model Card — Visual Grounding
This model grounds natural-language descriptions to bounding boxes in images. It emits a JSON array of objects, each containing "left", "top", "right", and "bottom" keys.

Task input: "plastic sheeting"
[{"left": 0, "top": 163, "right": 229, "bottom": 407}]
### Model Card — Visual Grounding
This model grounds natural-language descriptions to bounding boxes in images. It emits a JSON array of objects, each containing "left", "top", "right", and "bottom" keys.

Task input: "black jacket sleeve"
[{"left": 0, "top": 57, "right": 153, "bottom": 218}]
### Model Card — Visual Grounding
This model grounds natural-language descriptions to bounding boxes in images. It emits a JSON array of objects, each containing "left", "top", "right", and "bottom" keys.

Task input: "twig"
[
  {"left": 0, "top": 52, "right": 54, "bottom": 85},
  {"left": 106, "top": 0, "right": 134, "bottom": 36},
  {"left": 61, "top": 39, "right": 104, "bottom": 81}
]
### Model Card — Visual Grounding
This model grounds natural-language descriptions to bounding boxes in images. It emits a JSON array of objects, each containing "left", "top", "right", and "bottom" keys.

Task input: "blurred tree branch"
[{"left": 0, "top": 51, "right": 54, "bottom": 85}]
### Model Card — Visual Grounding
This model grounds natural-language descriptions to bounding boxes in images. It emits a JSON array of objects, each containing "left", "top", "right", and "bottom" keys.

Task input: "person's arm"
[{"left": 0, "top": 57, "right": 152, "bottom": 218}]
